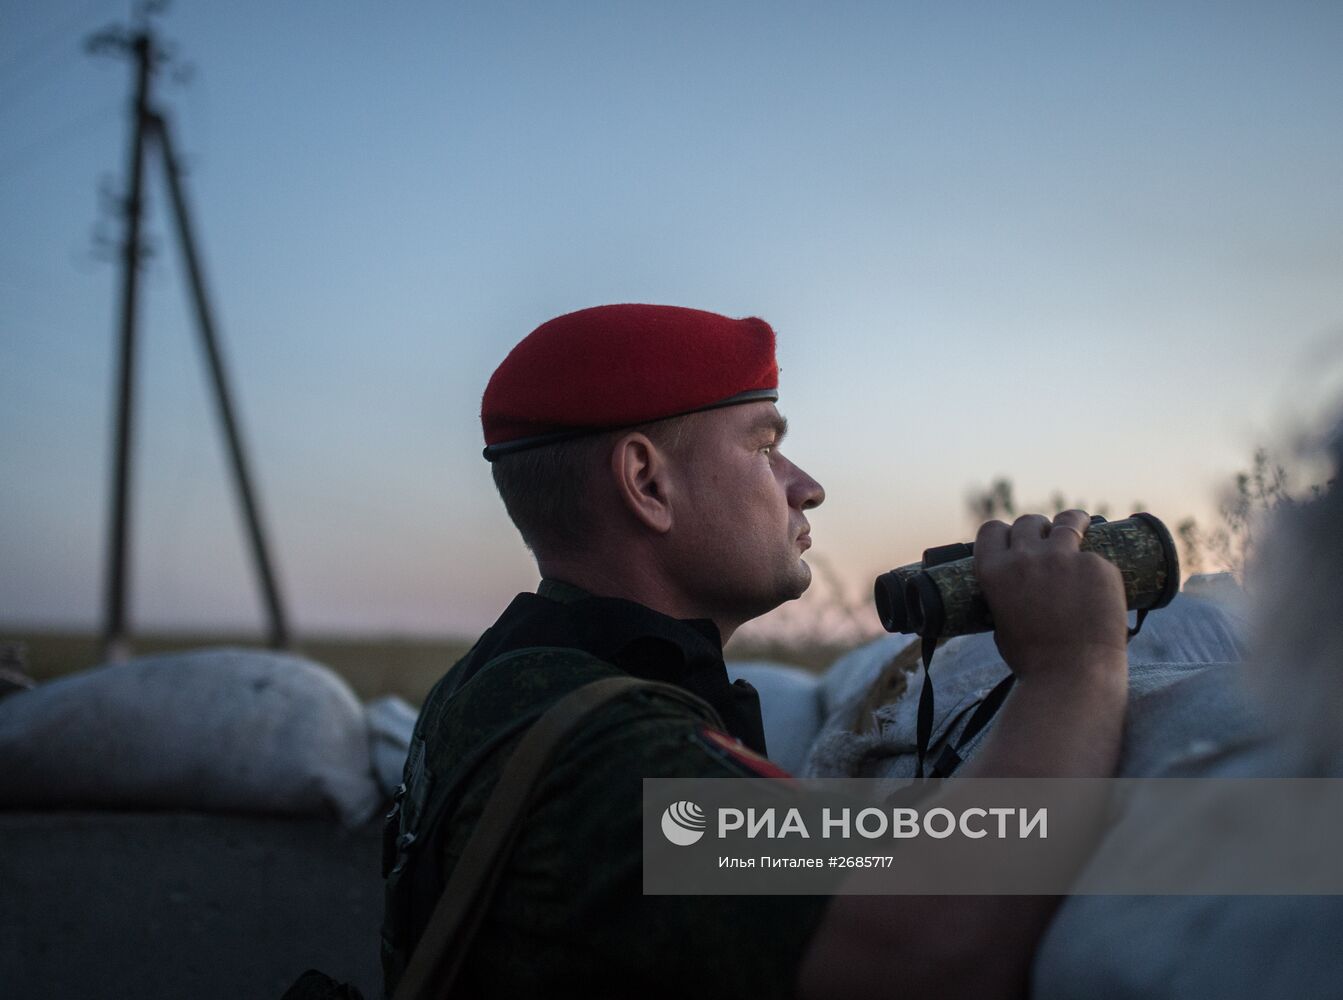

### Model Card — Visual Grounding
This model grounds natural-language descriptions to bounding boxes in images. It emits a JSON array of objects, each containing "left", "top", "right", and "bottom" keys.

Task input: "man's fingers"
[
  {"left": 975, "top": 519, "right": 1011, "bottom": 553},
  {"left": 978, "top": 510, "right": 1094, "bottom": 555},
  {"left": 1048, "top": 509, "right": 1091, "bottom": 548},
  {"left": 1052, "top": 508, "right": 1090, "bottom": 532},
  {"left": 1008, "top": 514, "right": 1051, "bottom": 550},
  {"left": 1049, "top": 523, "right": 1086, "bottom": 546}
]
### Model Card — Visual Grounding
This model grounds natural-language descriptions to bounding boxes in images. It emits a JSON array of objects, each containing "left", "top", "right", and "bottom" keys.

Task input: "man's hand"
[
  {"left": 798, "top": 510, "right": 1133, "bottom": 1000},
  {"left": 959, "top": 507, "right": 1129, "bottom": 781},
  {"left": 974, "top": 509, "right": 1128, "bottom": 684}
]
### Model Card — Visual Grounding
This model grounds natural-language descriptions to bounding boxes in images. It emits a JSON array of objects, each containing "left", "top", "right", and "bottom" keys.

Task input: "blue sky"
[{"left": 2, "top": 1, "right": 1341, "bottom": 639}]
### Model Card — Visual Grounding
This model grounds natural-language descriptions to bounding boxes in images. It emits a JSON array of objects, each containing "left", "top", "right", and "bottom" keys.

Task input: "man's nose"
[{"left": 787, "top": 461, "right": 825, "bottom": 511}]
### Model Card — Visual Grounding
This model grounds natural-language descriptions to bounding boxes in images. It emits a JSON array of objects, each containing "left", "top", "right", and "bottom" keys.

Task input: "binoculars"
[{"left": 874, "top": 513, "right": 1181, "bottom": 640}]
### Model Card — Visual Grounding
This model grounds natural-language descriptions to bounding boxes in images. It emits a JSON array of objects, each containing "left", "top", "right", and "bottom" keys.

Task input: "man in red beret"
[{"left": 381, "top": 304, "right": 1129, "bottom": 998}]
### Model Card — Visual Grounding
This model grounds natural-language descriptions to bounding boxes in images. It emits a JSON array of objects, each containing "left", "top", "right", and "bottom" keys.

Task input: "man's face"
[{"left": 665, "top": 401, "right": 825, "bottom": 626}]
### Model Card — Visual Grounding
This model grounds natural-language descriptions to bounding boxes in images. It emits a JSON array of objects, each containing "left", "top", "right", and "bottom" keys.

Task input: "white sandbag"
[
  {"left": 817, "top": 633, "right": 918, "bottom": 722},
  {"left": 0, "top": 648, "right": 382, "bottom": 825},
  {"left": 805, "top": 631, "right": 1006, "bottom": 779},
  {"left": 726, "top": 662, "right": 823, "bottom": 776},
  {"left": 1035, "top": 892, "right": 1343, "bottom": 1000},
  {"left": 1032, "top": 737, "right": 1337, "bottom": 1000},
  {"left": 804, "top": 590, "right": 1255, "bottom": 780},
  {"left": 365, "top": 694, "right": 418, "bottom": 798}
]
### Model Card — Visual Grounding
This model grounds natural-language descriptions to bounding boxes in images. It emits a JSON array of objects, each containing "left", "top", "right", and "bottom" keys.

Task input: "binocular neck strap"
[
  {"left": 914, "top": 630, "right": 1016, "bottom": 781},
  {"left": 1128, "top": 608, "right": 1150, "bottom": 639},
  {"left": 914, "top": 607, "right": 1153, "bottom": 779},
  {"left": 913, "top": 636, "right": 938, "bottom": 780}
]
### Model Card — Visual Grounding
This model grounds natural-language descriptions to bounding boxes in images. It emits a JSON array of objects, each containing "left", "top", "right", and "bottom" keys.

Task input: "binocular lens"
[{"left": 873, "top": 571, "right": 909, "bottom": 633}]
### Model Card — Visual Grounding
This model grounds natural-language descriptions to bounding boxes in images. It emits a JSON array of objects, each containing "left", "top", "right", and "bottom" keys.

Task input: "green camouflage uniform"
[{"left": 381, "top": 581, "right": 830, "bottom": 998}]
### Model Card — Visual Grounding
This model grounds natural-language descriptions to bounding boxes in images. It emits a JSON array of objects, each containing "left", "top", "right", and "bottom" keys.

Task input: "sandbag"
[
  {"left": 804, "top": 588, "right": 1254, "bottom": 780},
  {"left": 0, "top": 648, "right": 382, "bottom": 825},
  {"left": 365, "top": 694, "right": 418, "bottom": 798},
  {"left": 1031, "top": 737, "right": 1340, "bottom": 1000},
  {"left": 1030, "top": 493, "right": 1343, "bottom": 1000},
  {"left": 1036, "top": 891, "right": 1343, "bottom": 1000},
  {"left": 726, "top": 662, "right": 823, "bottom": 775}
]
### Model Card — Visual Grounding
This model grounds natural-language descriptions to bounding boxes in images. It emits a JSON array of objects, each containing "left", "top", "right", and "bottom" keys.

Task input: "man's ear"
[{"left": 611, "top": 432, "right": 674, "bottom": 533}]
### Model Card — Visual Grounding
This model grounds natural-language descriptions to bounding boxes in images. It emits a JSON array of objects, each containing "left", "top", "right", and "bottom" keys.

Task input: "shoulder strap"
[{"left": 391, "top": 675, "right": 722, "bottom": 1000}]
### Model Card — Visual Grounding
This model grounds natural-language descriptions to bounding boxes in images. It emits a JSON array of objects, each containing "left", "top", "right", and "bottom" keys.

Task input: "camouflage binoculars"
[{"left": 874, "top": 513, "right": 1181, "bottom": 640}]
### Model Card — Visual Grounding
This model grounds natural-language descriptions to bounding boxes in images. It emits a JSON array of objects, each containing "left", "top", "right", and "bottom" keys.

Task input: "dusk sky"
[{"left": 3, "top": 1, "right": 1341, "bottom": 641}]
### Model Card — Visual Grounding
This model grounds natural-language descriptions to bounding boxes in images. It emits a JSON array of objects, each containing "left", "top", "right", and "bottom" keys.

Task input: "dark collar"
[{"left": 446, "top": 579, "right": 768, "bottom": 754}]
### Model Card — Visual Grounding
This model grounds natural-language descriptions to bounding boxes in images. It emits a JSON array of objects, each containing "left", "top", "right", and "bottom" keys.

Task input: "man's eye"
[{"left": 761, "top": 444, "right": 774, "bottom": 455}]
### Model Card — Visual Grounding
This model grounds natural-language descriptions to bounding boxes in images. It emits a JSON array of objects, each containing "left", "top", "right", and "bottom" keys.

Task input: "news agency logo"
[{"left": 661, "top": 800, "right": 707, "bottom": 846}]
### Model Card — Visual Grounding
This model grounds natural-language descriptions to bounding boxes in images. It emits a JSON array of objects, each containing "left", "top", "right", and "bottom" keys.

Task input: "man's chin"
[
  {"left": 723, "top": 562, "right": 815, "bottom": 624},
  {"left": 788, "top": 560, "right": 813, "bottom": 600}
]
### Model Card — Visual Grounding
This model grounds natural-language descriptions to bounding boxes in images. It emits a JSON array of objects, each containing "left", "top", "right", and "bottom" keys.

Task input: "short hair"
[{"left": 490, "top": 413, "right": 699, "bottom": 556}]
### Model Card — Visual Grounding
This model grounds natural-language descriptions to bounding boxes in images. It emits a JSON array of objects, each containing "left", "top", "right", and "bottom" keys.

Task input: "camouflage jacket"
[{"left": 381, "top": 580, "right": 829, "bottom": 998}]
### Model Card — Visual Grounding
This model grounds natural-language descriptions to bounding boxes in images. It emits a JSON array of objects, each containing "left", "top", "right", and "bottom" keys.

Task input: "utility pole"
[
  {"left": 90, "top": 14, "right": 289, "bottom": 661},
  {"left": 93, "top": 26, "right": 153, "bottom": 664}
]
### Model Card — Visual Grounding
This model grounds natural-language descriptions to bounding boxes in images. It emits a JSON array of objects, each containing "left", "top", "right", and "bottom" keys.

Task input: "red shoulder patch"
[{"left": 694, "top": 726, "right": 795, "bottom": 780}]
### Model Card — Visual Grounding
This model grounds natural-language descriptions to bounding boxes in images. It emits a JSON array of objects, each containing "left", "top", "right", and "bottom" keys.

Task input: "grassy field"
[{"left": 2, "top": 628, "right": 857, "bottom": 706}]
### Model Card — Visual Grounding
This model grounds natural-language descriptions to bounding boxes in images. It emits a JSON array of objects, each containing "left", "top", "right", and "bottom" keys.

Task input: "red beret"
[{"left": 481, "top": 304, "right": 779, "bottom": 461}]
